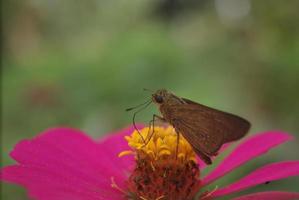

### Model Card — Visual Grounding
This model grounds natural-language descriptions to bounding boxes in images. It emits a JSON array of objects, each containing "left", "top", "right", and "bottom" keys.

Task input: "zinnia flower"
[{"left": 1, "top": 125, "right": 299, "bottom": 200}]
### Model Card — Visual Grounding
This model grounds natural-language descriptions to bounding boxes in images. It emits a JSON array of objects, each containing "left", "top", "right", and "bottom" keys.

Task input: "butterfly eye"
[{"left": 154, "top": 95, "right": 164, "bottom": 104}]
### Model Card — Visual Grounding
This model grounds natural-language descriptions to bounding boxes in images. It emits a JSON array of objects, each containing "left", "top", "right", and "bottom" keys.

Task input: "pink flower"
[{"left": 1, "top": 125, "right": 299, "bottom": 200}]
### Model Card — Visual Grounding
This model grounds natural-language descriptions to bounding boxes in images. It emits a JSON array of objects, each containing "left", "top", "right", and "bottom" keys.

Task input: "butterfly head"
[
  {"left": 152, "top": 89, "right": 169, "bottom": 105},
  {"left": 152, "top": 89, "right": 186, "bottom": 106}
]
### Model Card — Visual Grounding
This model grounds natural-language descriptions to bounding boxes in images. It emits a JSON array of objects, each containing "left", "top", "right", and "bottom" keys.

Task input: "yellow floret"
[{"left": 119, "top": 126, "right": 196, "bottom": 162}]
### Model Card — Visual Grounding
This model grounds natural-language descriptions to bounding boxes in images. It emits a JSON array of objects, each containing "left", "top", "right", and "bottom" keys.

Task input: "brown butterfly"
[{"left": 150, "top": 89, "right": 251, "bottom": 165}]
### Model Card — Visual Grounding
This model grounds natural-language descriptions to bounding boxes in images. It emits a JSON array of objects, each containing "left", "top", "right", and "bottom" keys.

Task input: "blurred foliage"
[{"left": 2, "top": 0, "right": 299, "bottom": 199}]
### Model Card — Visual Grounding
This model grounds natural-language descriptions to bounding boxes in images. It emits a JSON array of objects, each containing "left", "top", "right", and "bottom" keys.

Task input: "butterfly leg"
[
  {"left": 143, "top": 114, "right": 165, "bottom": 146},
  {"left": 149, "top": 114, "right": 166, "bottom": 143},
  {"left": 176, "top": 132, "right": 180, "bottom": 160},
  {"left": 171, "top": 128, "right": 180, "bottom": 160},
  {"left": 144, "top": 118, "right": 154, "bottom": 145},
  {"left": 152, "top": 114, "right": 166, "bottom": 123}
]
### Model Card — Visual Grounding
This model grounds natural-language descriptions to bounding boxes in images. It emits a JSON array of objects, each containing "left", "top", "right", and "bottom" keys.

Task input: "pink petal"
[
  {"left": 1, "top": 127, "right": 130, "bottom": 200},
  {"left": 13, "top": 128, "right": 124, "bottom": 184},
  {"left": 232, "top": 191, "right": 299, "bottom": 200},
  {"left": 202, "top": 131, "right": 293, "bottom": 185},
  {"left": 99, "top": 124, "right": 144, "bottom": 188},
  {"left": 211, "top": 161, "right": 299, "bottom": 197},
  {"left": 2, "top": 165, "right": 115, "bottom": 200}
]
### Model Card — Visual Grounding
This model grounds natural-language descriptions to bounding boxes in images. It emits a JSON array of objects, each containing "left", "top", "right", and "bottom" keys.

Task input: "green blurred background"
[{"left": 2, "top": 0, "right": 299, "bottom": 199}]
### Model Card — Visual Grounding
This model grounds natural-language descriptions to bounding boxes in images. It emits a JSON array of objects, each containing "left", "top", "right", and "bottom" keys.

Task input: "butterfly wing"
[
  {"left": 161, "top": 99, "right": 250, "bottom": 157},
  {"left": 182, "top": 98, "right": 251, "bottom": 143}
]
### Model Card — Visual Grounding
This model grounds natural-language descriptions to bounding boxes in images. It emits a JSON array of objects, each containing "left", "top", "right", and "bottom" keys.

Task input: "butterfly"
[{"left": 150, "top": 89, "right": 251, "bottom": 165}]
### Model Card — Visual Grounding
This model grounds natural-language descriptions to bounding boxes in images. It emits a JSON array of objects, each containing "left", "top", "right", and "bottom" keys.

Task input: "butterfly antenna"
[
  {"left": 143, "top": 88, "right": 153, "bottom": 93},
  {"left": 126, "top": 99, "right": 151, "bottom": 112}
]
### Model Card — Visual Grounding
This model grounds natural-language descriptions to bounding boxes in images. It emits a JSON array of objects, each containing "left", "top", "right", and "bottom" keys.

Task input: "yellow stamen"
[
  {"left": 118, "top": 150, "right": 134, "bottom": 157},
  {"left": 156, "top": 195, "right": 165, "bottom": 200},
  {"left": 119, "top": 126, "right": 196, "bottom": 162},
  {"left": 200, "top": 185, "right": 218, "bottom": 200},
  {"left": 110, "top": 177, "right": 126, "bottom": 194}
]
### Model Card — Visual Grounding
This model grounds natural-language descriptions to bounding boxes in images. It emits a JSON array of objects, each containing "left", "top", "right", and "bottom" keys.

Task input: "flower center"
[{"left": 119, "top": 126, "right": 201, "bottom": 200}]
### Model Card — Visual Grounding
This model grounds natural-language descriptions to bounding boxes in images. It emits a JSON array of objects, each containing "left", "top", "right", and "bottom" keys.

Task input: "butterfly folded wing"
[
  {"left": 162, "top": 100, "right": 250, "bottom": 158},
  {"left": 168, "top": 107, "right": 224, "bottom": 156},
  {"left": 181, "top": 98, "right": 250, "bottom": 143}
]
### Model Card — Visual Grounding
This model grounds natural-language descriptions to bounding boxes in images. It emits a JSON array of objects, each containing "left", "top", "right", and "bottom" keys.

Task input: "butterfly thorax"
[{"left": 152, "top": 89, "right": 187, "bottom": 124}]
